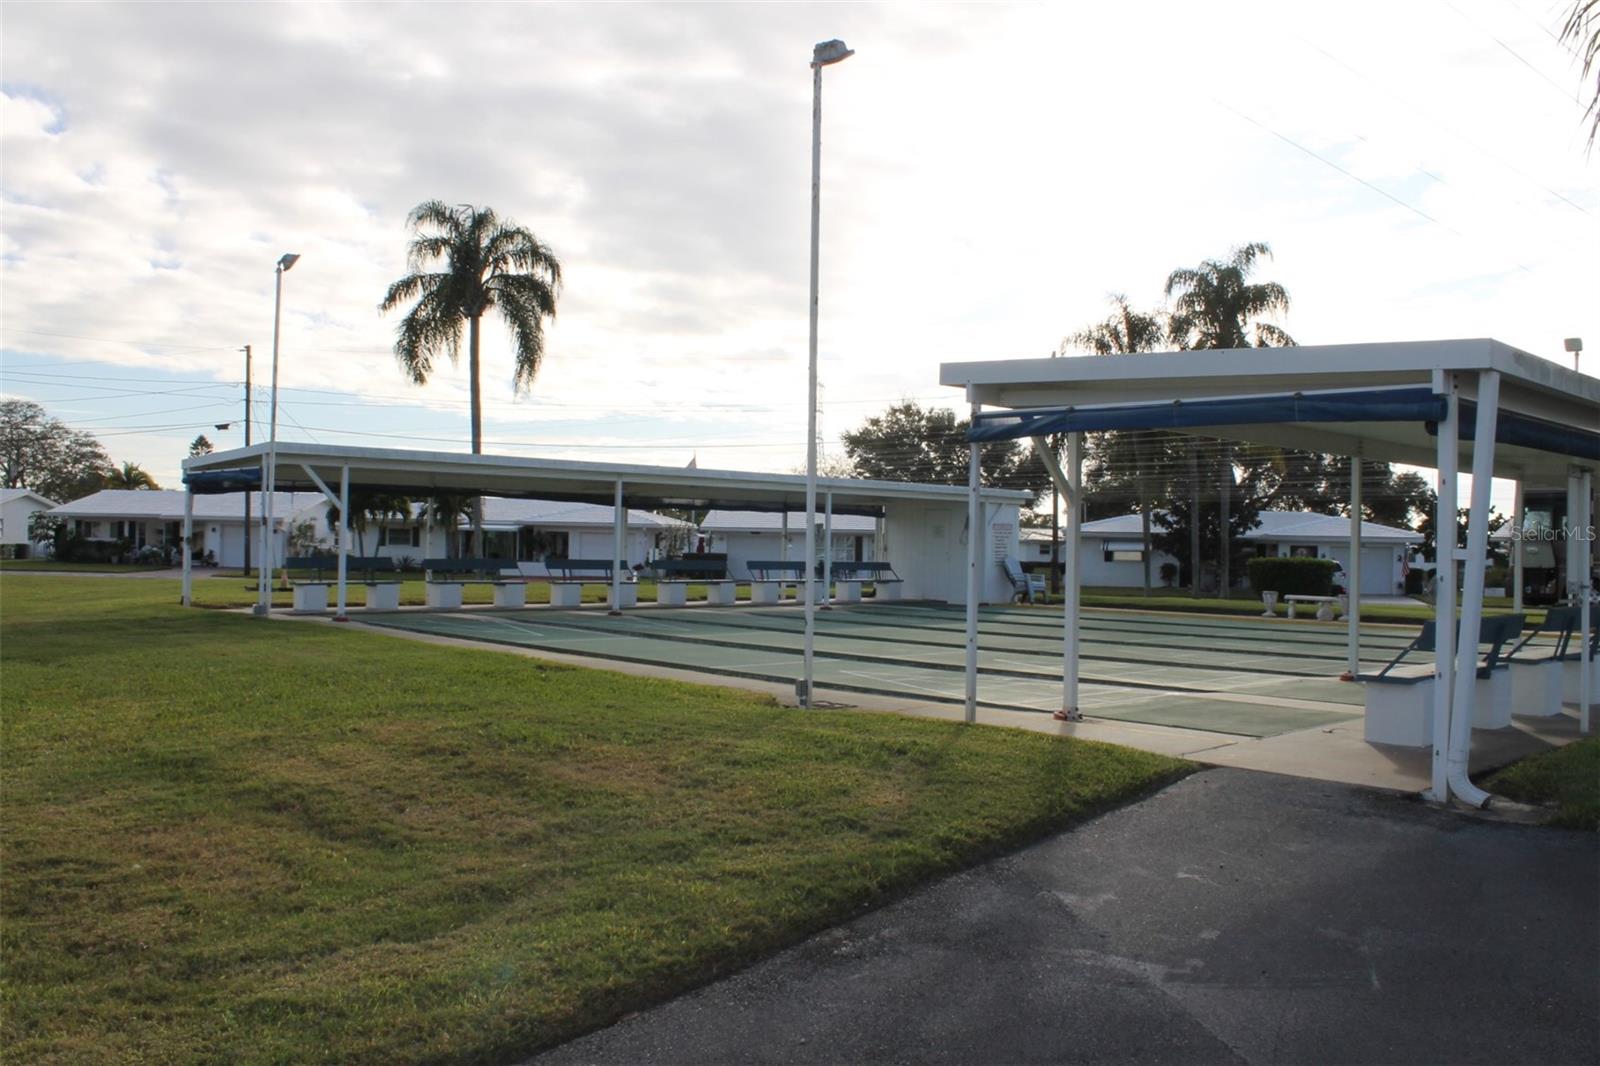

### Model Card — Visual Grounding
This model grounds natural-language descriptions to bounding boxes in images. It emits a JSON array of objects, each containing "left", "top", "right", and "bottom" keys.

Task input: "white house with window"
[
  {"left": 698, "top": 509, "right": 879, "bottom": 579},
  {"left": 1, "top": 488, "right": 58, "bottom": 557},
  {"left": 1022, "top": 510, "right": 1422, "bottom": 595},
  {"left": 412, "top": 498, "right": 681, "bottom": 575},
  {"left": 47, "top": 489, "right": 324, "bottom": 566}
]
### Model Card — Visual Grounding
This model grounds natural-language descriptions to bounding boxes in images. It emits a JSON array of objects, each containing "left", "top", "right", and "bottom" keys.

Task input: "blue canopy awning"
[
  {"left": 183, "top": 467, "right": 263, "bottom": 493},
  {"left": 1443, "top": 405, "right": 1600, "bottom": 462},
  {"left": 966, "top": 386, "right": 1447, "bottom": 443}
]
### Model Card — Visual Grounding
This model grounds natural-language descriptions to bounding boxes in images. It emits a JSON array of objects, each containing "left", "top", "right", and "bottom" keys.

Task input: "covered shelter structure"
[
  {"left": 942, "top": 338, "right": 1598, "bottom": 808},
  {"left": 180, "top": 442, "right": 1031, "bottom": 698}
]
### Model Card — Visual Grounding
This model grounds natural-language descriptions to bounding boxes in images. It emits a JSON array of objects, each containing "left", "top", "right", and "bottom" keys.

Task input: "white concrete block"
[
  {"left": 1472, "top": 668, "right": 1512, "bottom": 729},
  {"left": 364, "top": 583, "right": 400, "bottom": 611},
  {"left": 1509, "top": 660, "right": 1564, "bottom": 718},
  {"left": 704, "top": 581, "right": 737, "bottom": 606},
  {"left": 494, "top": 582, "right": 527, "bottom": 609},
  {"left": 749, "top": 581, "right": 780, "bottom": 606},
  {"left": 292, "top": 583, "right": 329, "bottom": 615},
  {"left": 834, "top": 580, "right": 862, "bottom": 605},
  {"left": 656, "top": 582, "right": 687, "bottom": 607},
  {"left": 426, "top": 582, "right": 463, "bottom": 610},
  {"left": 1363, "top": 678, "right": 1435, "bottom": 747},
  {"left": 549, "top": 583, "right": 583, "bottom": 608}
]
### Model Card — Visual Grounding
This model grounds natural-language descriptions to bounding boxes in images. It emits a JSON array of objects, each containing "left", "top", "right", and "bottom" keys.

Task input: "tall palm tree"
[
  {"left": 1563, "top": 0, "right": 1599, "bottom": 148},
  {"left": 105, "top": 461, "right": 159, "bottom": 490},
  {"left": 380, "top": 201, "right": 562, "bottom": 454},
  {"left": 1166, "top": 242, "right": 1294, "bottom": 596}
]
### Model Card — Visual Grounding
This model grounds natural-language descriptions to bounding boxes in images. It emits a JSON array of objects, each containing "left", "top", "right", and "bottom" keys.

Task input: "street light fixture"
[
  {"left": 1565, "top": 336, "right": 1583, "bottom": 374},
  {"left": 256, "top": 253, "right": 299, "bottom": 615},
  {"left": 801, "top": 38, "right": 852, "bottom": 708}
]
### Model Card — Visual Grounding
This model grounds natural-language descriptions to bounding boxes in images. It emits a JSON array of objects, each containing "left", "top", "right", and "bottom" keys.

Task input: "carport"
[{"left": 942, "top": 338, "right": 1599, "bottom": 807}]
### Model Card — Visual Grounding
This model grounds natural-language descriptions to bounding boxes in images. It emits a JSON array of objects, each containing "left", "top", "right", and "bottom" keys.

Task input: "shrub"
[
  {"left": 1159, "top": 562, "right": 1178, "bottom": 587},
  {"left": 1246, "top": 556, "right": 1339, "bottom": 597}
]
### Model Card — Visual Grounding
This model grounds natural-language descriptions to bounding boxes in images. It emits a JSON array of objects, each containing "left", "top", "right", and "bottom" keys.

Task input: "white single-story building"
[
  {"left": 48, "top": 489, "right": 324, "bottom": 566},
  {"left": 1020, "top": 510, "right": 1422, "bottom": 596},
  {"left": 1, "top": 488, "right": 59, "bottom": 557},
  {"left": 50, "top": 489, "right": 682, "bottom": 573},
  {"left": 699, "top": 509, "right": 879, "bottom": 578}
]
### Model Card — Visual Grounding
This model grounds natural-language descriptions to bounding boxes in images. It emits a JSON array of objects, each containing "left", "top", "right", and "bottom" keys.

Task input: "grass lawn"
[
  {"left": 1485, "top": 738, "right": 1600, "bottom": 831},
  {"left": 0, "top": 559, "right": 171, "bottom": 574},
  {"left": 0, "top": 575, "right": 1191, "bottom": 1064}
]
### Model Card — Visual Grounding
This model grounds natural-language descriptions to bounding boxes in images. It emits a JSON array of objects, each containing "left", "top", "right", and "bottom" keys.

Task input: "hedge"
[{"left": 1246, "top": 556, "right": 1339, "bottom": 597}]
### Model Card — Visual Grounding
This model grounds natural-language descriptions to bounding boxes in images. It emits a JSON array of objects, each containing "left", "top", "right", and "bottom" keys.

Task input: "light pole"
[
  {"left": 256, "top": 253, "right": 299, "bottom": 615},
  {"left": 802, "top": 38, "right": 853, "bottom": 708},
  {"left": 1566, "top": 336, "right": 1583, "bottom": 374}
]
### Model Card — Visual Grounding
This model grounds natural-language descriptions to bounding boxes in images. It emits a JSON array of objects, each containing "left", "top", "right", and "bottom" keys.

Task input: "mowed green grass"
[
  {"left": 1486, "top": 737, "right": 1600, "bottom": 831},
  {"left": 0, "top": 575, "right": 1190, "bottom": 1065}
]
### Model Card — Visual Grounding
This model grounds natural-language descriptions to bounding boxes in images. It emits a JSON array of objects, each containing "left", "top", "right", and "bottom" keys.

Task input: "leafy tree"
[
  {"left": 840, "top": 401, "right": 1048, "bottom": 492},
  {"left": 327, "top": 491, "right": 413, "bottom": 556},
  {"left": 423, "top": 494, "right": 475, "bottom": 558},
  {"left": 0, "top": 400, "right": 112, "bottom": 502},
  {"left": 105, "top": 462, "right": 160, "bottom": 490},
  {"left": 1068, "top": 295, "right": 1175, "bottom": 595},
  {"left": 380, "top": 201, "right": 563, "bottom": 455},
  {"left": 1164, "top": 242, "right": 1294, "bottom": 595},
  {"left": 188, "top": 434, "right": 214, "bottom": 457},
  {"left": 1563, "top": 0, "right": 1600, "bottom": 148}
]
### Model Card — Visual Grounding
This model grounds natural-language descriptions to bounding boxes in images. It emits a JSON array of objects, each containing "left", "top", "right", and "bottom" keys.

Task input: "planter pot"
[{"left": 1261, "top": 591, "right": 1279, "bottom": 617}]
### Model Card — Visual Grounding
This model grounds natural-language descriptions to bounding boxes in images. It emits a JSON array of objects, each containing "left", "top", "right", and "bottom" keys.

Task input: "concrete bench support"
[
  {"left": 426, "top": 583, "right": 464, "bottom": 610},
  {"left": 494, "top": 582, "right": 527, "bottom": 609},
  {"left": 704, "top": 581, "right": 737, "bottom": 606},
  {"left": 1472, "top": 668, "right": 1513, "bottom": 729},
  {"left": 656, "top": 582, "right": 687, "bottom": 607},
  {"left": 874, "top": 581, "right": 903, "bottom": 602},
  {"left": 749, "top": 581, "right": 780, "bottom": 606},
  {"left": 1564, "top": 657, "right": 1599, "bottom": 709},
  {"left": 292, "top": 583, "right": 330, "bottom": 615},
  {"left": 1362, "top": 677, "right": 1436, "bottom": 747},
  {"left": 834, "top": 579, "right": 862, "bottom": 605},
  {"left": 363, "top": 583, "right": 401, "bottom": 611},
  {"left": 1510, "top": 660, "right": 1564, "bottom": 718},
  {"left": 549, "top": 583, "right": 583, "bottom": 608}
]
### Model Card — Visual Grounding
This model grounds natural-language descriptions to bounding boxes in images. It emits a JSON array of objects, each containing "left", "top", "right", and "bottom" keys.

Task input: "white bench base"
[
  {"left": 608, "top": 584, "right": 638, "bottom": 610},
  {"left": 1472, "top": 668, "right": 1512, "bottom": 729},
  {"left": 292, "top": 583, "right": 330, "bottom": 614},
  {"left": 749, "top": 581, "right": 781, "bottom": 606},
  {"left": 364, "top": 582, "right": 401, "bottom": 611},
  {"left": 1510, "top": 660, "right": 1564, "bottom": 718},
  {"left": 1564, "top": 657, "right": 1599, "bottom": 708},
  {"left": 1285, "top": 595, "right": 1340, "bottom": 621},
  {"left": 704, "top": 581, "right": 737, "bottom": 606},
  {"left": 549, "top": 583, "right": 583, "bottom": 608},
  {"left": 1363, "top": 677, "right": 1436, "bottom": 747},
  {"left": 494, "top": 582, "right": 527, "bottom": 609},
  {"left": 656, "top": 582, "right": 687, "bottom": 607},
  {"left": 426, "top": 583, "right": 464, "bottom": 610},
  {"left": 833, "top": 579, "right": 862, "bottom": 605},
  {"left": 874, "top": 581, "right": 903, "bottom": 602}
]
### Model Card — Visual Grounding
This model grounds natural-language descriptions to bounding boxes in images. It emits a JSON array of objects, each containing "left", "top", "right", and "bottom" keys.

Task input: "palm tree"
[
  {"left": 380, "top": 201, "right": 562, "bottom": 454},
  {"left": 1563, "top": 0, "right": 1599, "bottom": 148},
  {"left": 1166, "top": 242, "right": 1294, "bottom": 597},
  {"left": 105, "top": 461, "right": 159, "bottom": 490},
  {"left": 1067, "top": 296, "right": 1171, "bottom": 596}
]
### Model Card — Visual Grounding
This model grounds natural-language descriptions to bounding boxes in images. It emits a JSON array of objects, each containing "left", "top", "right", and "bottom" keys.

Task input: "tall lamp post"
[
  {"left": 256, "top": 253, "right": 299, "bottom": 615},
  {"left": 802, "top": 38, "right": 853, "bottom": 708}
]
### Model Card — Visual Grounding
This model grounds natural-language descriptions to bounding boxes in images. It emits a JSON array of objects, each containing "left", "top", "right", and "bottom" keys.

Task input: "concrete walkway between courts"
[{"left": 534, "top": 769, "right": 1598, "bottom": 1066}]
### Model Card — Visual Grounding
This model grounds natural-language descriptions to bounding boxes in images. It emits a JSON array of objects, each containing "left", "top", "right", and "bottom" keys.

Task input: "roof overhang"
[
  {"left": 182, "top": 443, "right": 1032, "bottom": 517},
  {"left": 942, "top": 339, "right": 1599, "bottom": 485}
]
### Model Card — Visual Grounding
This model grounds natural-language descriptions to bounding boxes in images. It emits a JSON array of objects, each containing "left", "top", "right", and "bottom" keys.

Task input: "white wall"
[
  {"left": 705, "top": 529, "right": 876, "bottom": 579},
  {"left": 884, "top": 500, "right": 1018, "bottom": 604},
  {"left": 1, "top": 496, "right": 51, "bottom": 549},
  {"left": 1319, "top": 543, "right": 1409, "bottom": 596}
]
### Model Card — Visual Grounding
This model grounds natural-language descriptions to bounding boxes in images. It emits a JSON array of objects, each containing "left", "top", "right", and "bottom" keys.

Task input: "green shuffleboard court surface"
[{"left": 360, "top": 602, "right": 1368, "bottom": 738}]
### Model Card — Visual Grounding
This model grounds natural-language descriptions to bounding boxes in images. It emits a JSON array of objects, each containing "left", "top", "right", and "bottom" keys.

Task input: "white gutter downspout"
[
  {"left": 1512, "top": 480, "right": 1524, "bottom": 615},
  {"left": 1446, "top": 369, "right": 1499, "bottom": 809},
  {"left": 822, "top": 491, "right": 834, "bottom": 609},
  {"left": 1428, "top": 373, "right": 1459, "bottom": 805}
]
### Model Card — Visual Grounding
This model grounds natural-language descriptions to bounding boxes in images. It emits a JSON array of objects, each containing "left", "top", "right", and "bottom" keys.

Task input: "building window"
[
  {"left": 1105, "top": 550, "right": 1145, "bottom": 563},
  {"left": 517, "top": 528, "right": 568, "bottom": 561},
  {"left": 378, "top": 525, "right": 420, "bottom": 547}
]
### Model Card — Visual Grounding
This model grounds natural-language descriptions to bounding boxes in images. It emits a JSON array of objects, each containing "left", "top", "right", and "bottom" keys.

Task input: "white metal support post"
[
  {"left": 822, "top": 491, "right": 833, "bottom": 608},
  {"left": 257, "top": 252, "right": 298, "bottom": 614},
  {"left": 1512, "top": 480, "right": 1524, "bottom": 614},
  {"left": 1429, "top": 373, "right": 1459, "bottom": 804},
  {"left": 964, "top": 399, "right": 982, "bottom": 724},
  {"left": 335, "top": 465, "right": 349, "bottom": 621},
  {"left": 1581, "top": 470, "right": 1593, "bottom": 732},
  {"left": 611, "top": 480, "right": 625, "bottom": 615},
  {"left": 1347, "top": 447, "right": 1363, "bottom": 677},
  {"left": 1061, "top": 432, "right": 1083, "bottom": 721},
  {"left": 181, "top": 485, "right": 193, "bottom": 606},
  {"left": 1446, "top": 369, "right": 1499, "bottom": 809}
]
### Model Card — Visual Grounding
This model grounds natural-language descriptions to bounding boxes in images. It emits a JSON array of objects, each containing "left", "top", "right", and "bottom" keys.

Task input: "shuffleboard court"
[{"left": 358, "top": 602, "right": 1385, "bottom": 738}]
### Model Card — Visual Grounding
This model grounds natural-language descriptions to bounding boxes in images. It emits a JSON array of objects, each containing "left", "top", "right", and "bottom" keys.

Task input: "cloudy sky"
[{"left": 2, "top": 0, "right": 1595, "bottom": 495}]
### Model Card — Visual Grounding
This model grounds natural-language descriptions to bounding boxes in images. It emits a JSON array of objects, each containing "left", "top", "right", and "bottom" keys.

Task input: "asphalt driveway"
[{"left": 536, "top": 769, "right": 1599, "bottom": 1066}]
